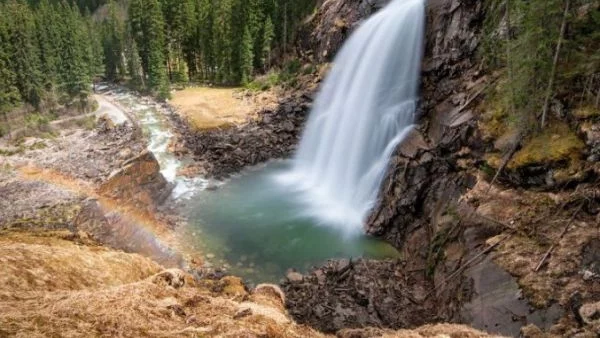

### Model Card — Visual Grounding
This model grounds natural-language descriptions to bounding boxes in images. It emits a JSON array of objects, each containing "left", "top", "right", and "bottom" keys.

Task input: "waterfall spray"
[{"left": 278, "top": 0, "right": 426, "bottom": 233}]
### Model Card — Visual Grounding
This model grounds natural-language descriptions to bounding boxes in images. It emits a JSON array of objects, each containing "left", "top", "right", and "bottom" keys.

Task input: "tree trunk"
[
  {"left": 595, "top": 74, "right": 600, "bottom": 107},
  {"left": 283, "top": 1, "right": 288, "bottom": 55},
  {"left": 505, "top": 0, "right": 516, "bottom": 117},
  {"left": 541, "top": 0, "right": 570, "bottom": 129}
]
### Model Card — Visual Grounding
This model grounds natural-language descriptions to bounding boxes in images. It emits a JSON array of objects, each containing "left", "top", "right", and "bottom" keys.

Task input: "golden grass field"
[{"left": 170, "top": 87, "right": 256, "bottom": 130}]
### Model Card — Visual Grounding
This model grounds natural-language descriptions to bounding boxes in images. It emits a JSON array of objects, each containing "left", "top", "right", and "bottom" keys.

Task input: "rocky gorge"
[
  {"left": 0, "top": 0, "right": 599, "bottom": 337},
  {"left": 166, "top": 0, "right": 600, "bottom": 336}
]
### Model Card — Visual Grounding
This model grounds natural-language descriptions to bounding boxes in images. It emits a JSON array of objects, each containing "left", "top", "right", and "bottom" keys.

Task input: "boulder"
[{"left": 99, "top": 150, "right": 173, "bottom": 211}]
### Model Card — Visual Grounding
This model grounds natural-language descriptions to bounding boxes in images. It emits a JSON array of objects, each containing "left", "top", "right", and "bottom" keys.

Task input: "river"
[{"left": 103, "top": 86, "right": 400, "bottom": 284}]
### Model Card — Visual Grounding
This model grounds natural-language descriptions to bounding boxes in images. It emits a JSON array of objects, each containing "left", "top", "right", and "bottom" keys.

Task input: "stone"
[
  {"left": 99, "top": 150, "right": 173, "bottom": 210},
  {"left": 286, "top": 271, "right": 304, "bottom": 283},
  {"left": 118, "top": 148, "right": 133, "bottom": 160},
  {"left": 152, "top": 269, "right": 186, "bottom": 289},
  {"left": 580, "top": 301, "right": 600, "bottom": 326}
]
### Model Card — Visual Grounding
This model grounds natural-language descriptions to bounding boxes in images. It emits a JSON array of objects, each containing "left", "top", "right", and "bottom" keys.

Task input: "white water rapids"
[{"left": 278, "top": 0, "right": 425, "bottom": 233}]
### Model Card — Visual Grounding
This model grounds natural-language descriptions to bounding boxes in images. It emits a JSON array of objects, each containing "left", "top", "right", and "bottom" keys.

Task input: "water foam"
[{"left": 279, "top": 0, "right": 425, "bottom": 233}]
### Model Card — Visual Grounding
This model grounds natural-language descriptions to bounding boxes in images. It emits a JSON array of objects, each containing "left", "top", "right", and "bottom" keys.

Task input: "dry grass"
[
  {"left": 0, "top": 231, "right": 162, "bottom": 300},
  {"left": 0, "top": 231, "right": 324, "bottom": 337},
  {"left": 171, "top": 87, "right": 257, "bottom": 130},
  {"left": 339, "top": 324, "right": 506, "bottom": 338},
  {"left": 0, "top": 231, "right": 503, "bottom": 337}
]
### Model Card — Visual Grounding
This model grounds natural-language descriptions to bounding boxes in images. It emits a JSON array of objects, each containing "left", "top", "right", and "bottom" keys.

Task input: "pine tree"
[
  {"left": 59, "top": 3, "right": 92, "bottom": 102},
  {"left": 35, "top": 0, "right": 61, "bottom": 95},
  {"left": 0, "top": 7, "right": 21, "bottom": 118},
  {"left": 101, "top": 0, "right": 125, "bottom": 81},
  {"left": 4, "top": 0, "right": 44, "bottom": 108},
  {"left": 126, "top": 36, "right": 145, "bottom": 89},
  {"left": 241, "top": 25, "right": 254, "bottom": 84},
  {"left": 145, "top": 0, "right": 169, "bottom": 99},
  {"left": 197, "top": 0, "right": 215, "bottom": 81},
  {"left": 261, "top": 17, "right": 275, "bottom": 71}
]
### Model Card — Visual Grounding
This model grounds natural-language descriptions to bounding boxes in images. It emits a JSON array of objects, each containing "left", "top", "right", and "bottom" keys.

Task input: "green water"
[{"left": 179, "top": 161, "right": 400, "bottom": 284}]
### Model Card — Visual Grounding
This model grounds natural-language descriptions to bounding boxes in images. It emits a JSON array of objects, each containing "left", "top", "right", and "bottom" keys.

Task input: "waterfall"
[{"left": 278, "top": 0, "right": 426, "bottom": 233}]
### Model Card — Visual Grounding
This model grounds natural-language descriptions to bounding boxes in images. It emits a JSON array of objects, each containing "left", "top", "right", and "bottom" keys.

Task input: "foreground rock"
[
  {"left": 0, "top": 230, "right": 502, "bottom": 337},
  {"left": 1, "top": 100, "right": 182, "bottom": 268},
  {"left": 99, "top": 150, "right": 173, "bottom": 212}
]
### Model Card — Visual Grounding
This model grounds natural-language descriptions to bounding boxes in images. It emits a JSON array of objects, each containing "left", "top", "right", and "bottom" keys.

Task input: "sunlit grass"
[{"left": 170, "top": 87, "right": 255, "bottom": 130}]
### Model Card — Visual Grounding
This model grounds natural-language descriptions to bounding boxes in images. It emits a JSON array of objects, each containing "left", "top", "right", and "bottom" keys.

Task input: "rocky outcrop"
[
  {"left": 282, "top": 0, "right": 489, "bottom": 333},
  {"left": 282, "top": 258, "right": 464, "bottom": 333},
  {"left": 170, "top": 96, "right": 311, "bottom": 178},
  {"left": 73, "top": 199, "right": 183, "bottom": 267},
  {"left": 99, "top": 150, "right": 172, "bottom": 211},
  {"left": 357, "top": 0, "right": 485, "bottom": 246}
]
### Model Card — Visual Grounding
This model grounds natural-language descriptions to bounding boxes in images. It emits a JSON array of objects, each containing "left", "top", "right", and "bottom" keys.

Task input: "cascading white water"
[{"left": 278, "top": 0, "right": 425, "bottom": 233}]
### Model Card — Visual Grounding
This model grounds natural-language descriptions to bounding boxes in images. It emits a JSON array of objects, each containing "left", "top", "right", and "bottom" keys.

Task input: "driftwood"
[
  {"left": 488, "top": 139, "right": 520, "bottom": 189},
  {"left": 534, "top": 201, "right": 585, "bottom": 272},
  {"left": 541, "top": 0, "right": 571, "bottom": 128},
  {"left": 425, "top": 233, "right": 512, "bottom": 299}
]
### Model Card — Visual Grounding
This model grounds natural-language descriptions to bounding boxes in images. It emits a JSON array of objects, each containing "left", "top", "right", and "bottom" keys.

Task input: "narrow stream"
[{"left": 104, "top": 87, "right": 400, "bottom": 284}]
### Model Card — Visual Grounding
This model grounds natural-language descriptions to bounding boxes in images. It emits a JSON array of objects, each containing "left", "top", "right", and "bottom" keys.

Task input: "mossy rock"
[
  {"left": 508, "top": 123, "right": 585, "bottom": 170},
  {"left": 478, "top": 104, "right": 509, "bottom": 142}
]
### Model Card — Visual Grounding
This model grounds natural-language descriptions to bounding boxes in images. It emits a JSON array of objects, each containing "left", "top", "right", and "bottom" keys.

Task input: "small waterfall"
[{"left": 278, "top": 0, "right": 425, "bottom": 233}]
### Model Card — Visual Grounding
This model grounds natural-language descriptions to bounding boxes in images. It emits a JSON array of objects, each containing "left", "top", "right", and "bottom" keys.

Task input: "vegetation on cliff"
[{"left": 482, "top": 0, "right": 599, "bottom": 135}]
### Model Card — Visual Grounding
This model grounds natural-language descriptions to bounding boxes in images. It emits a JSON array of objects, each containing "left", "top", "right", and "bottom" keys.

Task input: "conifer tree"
[
  {"left": 145, "top": 0, "right": 169, "bottom": 99},
  {"left": 59, "top": 3, "right": 91, "bottom": 101},
  {"left": 4, "top": 0, "right": 43, "bottom": 107},
  {"left": 0, "top": 8, "right": 21, "bottom": 119},
  {"left": 126, "top": 37, "right": 145, "bottom": 89},
  {"left": 241, "top": 26, "right": 254, "bottom": 84},
  {"left": 101, "top": 0, "right": 125, "bottom": 81},
  {"left": 35, "top": 0, "right": 61, "bottom": 95},
  {"left": 261, "top": 17, "right": 275, "bottom": 71}
]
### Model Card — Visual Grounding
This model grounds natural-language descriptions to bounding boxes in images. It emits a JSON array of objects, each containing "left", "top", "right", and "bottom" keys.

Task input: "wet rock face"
[
  {"left": 74, "top": 199, "right": 183, "bottom": 267},
  {"left": 366, "top": 0, "right": 484, "bottom": 247},
  {"left": 282, "top": 0, "right": 485, "bottom": 332},
  {"left": 298, "top": 0, "right": 487, "bottom": 246},
  {"left": 298, "top": 0, "right": 389, "bottom": 62},
  {"left": 99, "top": 150, "right": 172, "bottom": 211}
]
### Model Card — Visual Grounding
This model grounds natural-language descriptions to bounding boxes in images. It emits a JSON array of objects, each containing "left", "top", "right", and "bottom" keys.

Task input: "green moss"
[
  {"left": 478, "top": 81, "right": 519, "bottom": 142},
  {"left": 245, "top": 70, "right": 281, "bottom": 91},
  {"left": 509, "top": 123, "right": 585, "bottom": 169}
]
